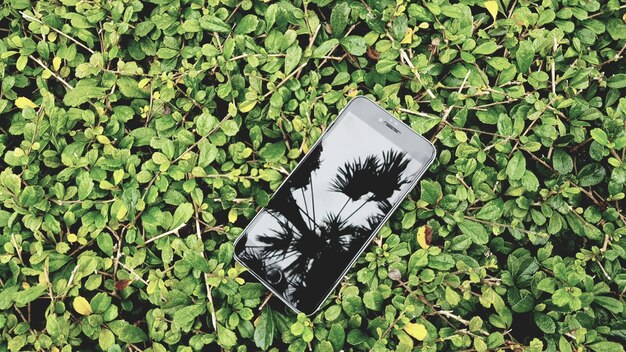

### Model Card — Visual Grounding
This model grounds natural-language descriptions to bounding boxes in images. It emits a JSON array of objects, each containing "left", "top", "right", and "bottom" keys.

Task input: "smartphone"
[{"left": 233, "top": 96, "right": 436, "bottom": 315}]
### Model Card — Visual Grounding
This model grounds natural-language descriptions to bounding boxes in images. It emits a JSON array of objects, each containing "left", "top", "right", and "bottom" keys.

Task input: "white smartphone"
[{"left": 233, "top": 96, "right": 437, "bottom": 315}]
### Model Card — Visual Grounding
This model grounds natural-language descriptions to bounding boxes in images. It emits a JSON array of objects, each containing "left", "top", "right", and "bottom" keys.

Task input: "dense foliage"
[{"left": 1, "top": 0, "right": 626, "bottom": 351}]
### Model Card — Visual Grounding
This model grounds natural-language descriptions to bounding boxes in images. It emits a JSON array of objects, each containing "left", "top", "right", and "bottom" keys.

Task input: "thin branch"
[
  {"left": 194, "top": 205, "right": 217, "bottom": 331},
  {"left": 28, "top": 55, "right": 73, "bottom": 90},
  {"left": 400, "top": 49, "right": 436, "bottom": 99},
  {"left": 61, "top": 264, "right": 80, "bottom": 300},
  {"left": 143, "top": 223, "right": 185, "bottom": 245},
  {"left": 117, "top": 259, "right": 149, "bottom": 286},
  {"left": 21, "top": 12, "right": 95, "bottom": 54}
]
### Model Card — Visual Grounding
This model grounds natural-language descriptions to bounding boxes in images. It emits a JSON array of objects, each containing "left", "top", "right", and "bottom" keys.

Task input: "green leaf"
[
  {"left": 577, "top": 163, "right": 606, "bottom": 187},
  {"left": 475, "top": 200, "right": 503, "bottom": 221},
  {"left": 254, "top": 308, "right": 274, "bottom": 350},
  {"left": 99, "top": 329, "right": 115, "bottom": 350},
  {"left": 217, "top": 324, "right": 238, "bottom": 348},
  {"left": 259, "top": 141, "right": 285, "bottom": 162},
  {"left": 534, "top": 313, "right": 555, "bottom": 333},
  {"left": 594, "top": 296, "right": 623, "bottom": 314},
  {"left": 14, "top": 285, "right": 47, "bottom": 307},
  {"left": 171, "top": 202, "right": 194, "bottom": 229},
  {"left": 341, "top": 36, "right": 367, "bottom": 56},
  {"left": 472, "top": 42, "right": 499, "bottom": 55},
  {"left": 108, "top": 320, "right": 148, "bottom": 343},
  {"left": 91, "top": 292, "right": 112, "bottom": 314},
  {"left": 174, "top": 304, "right": 205, "bottom": 332},
  {"left": 97, "top": 232, "right": 114, "bottom": 257},
  {"left": 458, "top": 219, "right": 489, "bottom": 245},
  {"left": 117, "top": 76, "right": 148, "bottom": 99},
  {"left": 508, "top": 288, "right": 534, "bottom": 313},
  {"left": 183, "top": 251, "right": 211, "bottom": 272},
  {"left": 19, "top": 185, "right": 43, "bottom": 207},
  {"left": 420, "top": 179, "right": 442, "bottom": 205},
  {"left": 608, "top": 74, "right": 626, "bottom": 89},
  {"left": 553, "top": 148, "right": 573, "bottom": 174},
  {"left": 63, "top": 86, "right": 106, "bottom": 107},
  {"left": 376, "top": 59, "right": 396, "bottom": 74},
  {"left": 313, "top": 39, "right": 339, "bottom": 58},
  {"left": 235, "top": 14, "right": 259, "bottom": 35},
  {"left": 331, "top": 72, "right": 350, "bottom": 86},
  {"left": 221, "top": 120, "right": 240, "bottom": 136},
  {"left": 200, "top": 16, "right": 231, "bottom": 33},
  {"left": 506, "top": 151, "right": 526, "bottom": 181},
  {"left": 328, "top": 324, "right": 345, "bottom": 351},
  {"left": 589, "top": 342, "right": 625, "bottom": 352},
  {"left": 516, "top": 40, "right": 534, "bottom": 72},
  {"left": 284, "top": 46, "right": 302, "bottom": 74},
  {"left": 330, "top": 2, "right": 350, "bottom": 36},
  {"left": 590, "top": 128, "right": 610, "bottom": 147}
]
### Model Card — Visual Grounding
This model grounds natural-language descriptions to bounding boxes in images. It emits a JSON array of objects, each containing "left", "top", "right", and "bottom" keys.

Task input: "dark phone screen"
[{"left": 235, "top": 111, "right": 424, "bottom": 313}]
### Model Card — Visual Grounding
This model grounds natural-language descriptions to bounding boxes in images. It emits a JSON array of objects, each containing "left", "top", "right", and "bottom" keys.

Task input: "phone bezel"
[{"left": 233, "top": 96, "right": 437, "bottom": 315}]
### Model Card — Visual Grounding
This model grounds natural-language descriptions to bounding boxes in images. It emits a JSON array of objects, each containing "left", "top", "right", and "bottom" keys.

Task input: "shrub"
[{"left": 1, "top": 0, "right": 626, "bottom": 351}]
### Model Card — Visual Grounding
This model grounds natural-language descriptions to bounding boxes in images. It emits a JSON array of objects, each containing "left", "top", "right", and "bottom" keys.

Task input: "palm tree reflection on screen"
[{"left": 244, "top": 146, "right": 412, "bottom": 312}]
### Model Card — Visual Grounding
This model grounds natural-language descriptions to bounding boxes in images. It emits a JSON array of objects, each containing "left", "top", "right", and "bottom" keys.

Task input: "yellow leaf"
[
  {"left": 53, "top": 56, "right": 62, "bottom": 71},
  {"left": 239, "top": 100, "right": 257, "bottom": 113},
  {"left": 15, "top": 97, "right": 37, "bottom": 109},
  {"left": 228, "top": 208, "right": 238, "bottom": 223},
  {"left": 485, "top": 1, "right": 498, "bottom": 20},
  {"left": 404, "top": 322, "right": 427, "bottom": 341},
  {"left": 401, "top": 28, "right": 414, "bottom": 44},
  {"left": 138, "top": 78, "right": 151, "bottom": 89},
  {"left": 417, "top": 225, "right": 432, "bottom": 249},
  {"left": 73, "top": 296, "right": 93, "bottom": 316}
]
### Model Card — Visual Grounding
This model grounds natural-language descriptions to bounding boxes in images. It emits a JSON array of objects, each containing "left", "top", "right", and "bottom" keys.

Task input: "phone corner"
[{"left": 426, "top": 141, "right": 438, "bottom": 164}]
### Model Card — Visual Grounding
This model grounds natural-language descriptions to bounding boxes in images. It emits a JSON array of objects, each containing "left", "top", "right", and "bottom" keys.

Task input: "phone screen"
[{"left": 235, "top": 110, "right": 425, "bottom": 314}]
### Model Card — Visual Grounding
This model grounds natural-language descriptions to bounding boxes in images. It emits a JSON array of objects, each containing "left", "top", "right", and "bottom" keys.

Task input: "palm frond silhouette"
[
  {"left": 329, "top": 155, "right": 380, "bottom": 200},
  {"left": 248, "top": 147, "right": 414, "bottom": 306},
  {"left": 258, "top": 219, "right": 295, "bottom": 257},
  {"left": 371, "top": 150, "right": 411, "bottom": 201}
]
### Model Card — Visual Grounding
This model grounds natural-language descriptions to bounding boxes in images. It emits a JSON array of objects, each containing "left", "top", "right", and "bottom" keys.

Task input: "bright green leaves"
[
  {"left": 313, "top": 39, "right": 339, "bottom": 58},
  {"left": 341, "top": 36, "right": 367, "bottom": 56},
  {"left": 608, "top": 73, "right": 626, "bottom": 89},
  {"left": 19, "top": 185, "right": 43, "bottom": 207},
  {"left": 552, "top": 148, "right": 573, "bottom": 174},
  {"left": 330, "top": 2, "right": 350, "bottom": 36},
  {"left": 577, "top": 163, "right": 606, "bottom": 187},
  {"left": 171, "top": 202, "right": 194, "bottom": 229},
  {"left": 515, "top": 40, "right": 534, "bottom": 73},
  {"left": 284, "top": 46, "right": 302, "bottom": 74},
  {"left": 472, "top": 41, "right": 499, "bottom": 55},
  {"left": 3, "top": 0, "right": 626, "bottom": 351},
  {"left": 199, "top": 15, "right": 231, "bottom": 33},
  {"left": 259, "top": 141, "right": 286, "bottom": 163},
  {"left": 221, "top": 120, "right": 240, "bottom": 136},
  {"left": 420, "top": 179, "right": 442, "bottom": 205},
  {"left": 117, "top": 76, "right": 148, "bottom": 99},
  {"left": 254, "top": 308, "right": 275, "bottom": 350},
  {"left": 458, "top": 219, "right": 489, "bottom": 245},
  {"left": 234, "top": 14, "right": 259, "bottom": 35},
  {"left": 107, "top": 320, "right": 147, "bottom": 344},
  {"left": 506, "top": 151, "right": 526, "bottom": 181},
  {"left": 63, "top": 85, "right": 106, "bottom": 107},
  {"left": 590, "top": 128, "right": 611, "bottom": 147}
]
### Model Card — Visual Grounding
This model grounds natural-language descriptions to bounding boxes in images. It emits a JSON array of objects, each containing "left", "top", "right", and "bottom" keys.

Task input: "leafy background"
[{"left": 1, "top": 0, "right": 626, "bottom": 351}]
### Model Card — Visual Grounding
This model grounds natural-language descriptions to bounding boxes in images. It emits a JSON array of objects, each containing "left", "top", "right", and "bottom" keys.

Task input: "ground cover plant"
[{"left": 1, "top": 0, "right": 626, "bottom": 350}]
